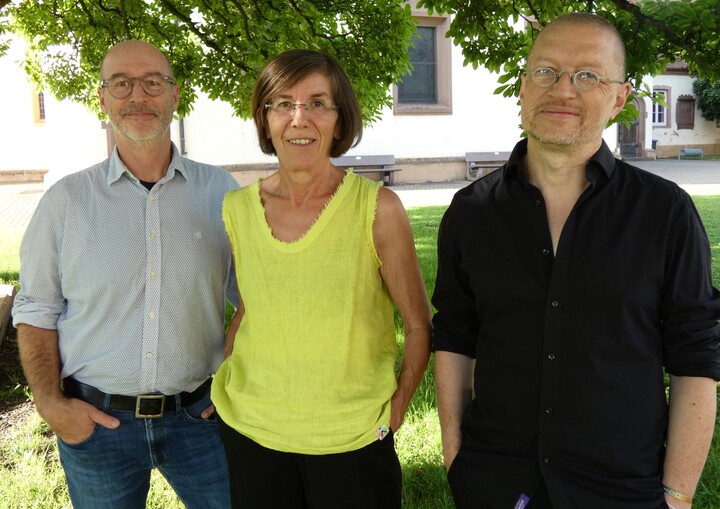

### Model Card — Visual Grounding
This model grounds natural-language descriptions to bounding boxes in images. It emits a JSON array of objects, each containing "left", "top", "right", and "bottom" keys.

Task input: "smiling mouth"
[
  {"left": 123, "top": 111, "right": 156, "bottom": 118},
  {"left": 537, "top": 103, "right": 581, "bottom": 116},
  {"left": 288, "top": 139, "right": 313, "bottom": 145}
]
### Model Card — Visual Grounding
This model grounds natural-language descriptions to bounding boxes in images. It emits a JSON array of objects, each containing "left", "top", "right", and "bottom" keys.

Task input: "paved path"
[
  {"left": 0, "top": 183, "right": 45, "bottom": 230},
  {"left": 1, "top": 159, "right": 719, "bottom": 229}
]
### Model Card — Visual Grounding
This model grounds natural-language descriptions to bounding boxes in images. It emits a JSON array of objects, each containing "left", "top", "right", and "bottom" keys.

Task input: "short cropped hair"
[
  {"left": 100, "top": 40, "right": 175, "bottom": 80},
  {"left": 251, "top": 49, "right": 363, "bottom": 158},
  {"left": 529, "top": 12, "right": 627, "bottom": 79}
]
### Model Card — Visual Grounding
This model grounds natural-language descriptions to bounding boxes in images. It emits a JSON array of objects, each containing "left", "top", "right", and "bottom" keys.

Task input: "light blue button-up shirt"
[{"left": 13, "top": 144, "right": 239, "bottom": 395}]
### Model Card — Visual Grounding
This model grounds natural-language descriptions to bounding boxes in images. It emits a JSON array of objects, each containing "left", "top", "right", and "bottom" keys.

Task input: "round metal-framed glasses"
[
  {"left": 529, "top": 68, "right": 624, "bottom": 91},
  {"left": 101, "top": 73, "right": 176, "bottom": 99}
]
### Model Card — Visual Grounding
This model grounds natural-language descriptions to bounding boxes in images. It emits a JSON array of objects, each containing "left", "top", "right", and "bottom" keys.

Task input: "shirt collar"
[
  {"left": 106, "top": 142, "right": 187, "bottom": 186},
  {"left": 503, "top": 138, "right": 617, "bottom": 186}
]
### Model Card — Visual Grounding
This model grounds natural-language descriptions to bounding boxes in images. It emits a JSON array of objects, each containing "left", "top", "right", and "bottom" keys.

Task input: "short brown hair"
[{"left": 251, "top": 49, "right": 363, "bottom": 158}]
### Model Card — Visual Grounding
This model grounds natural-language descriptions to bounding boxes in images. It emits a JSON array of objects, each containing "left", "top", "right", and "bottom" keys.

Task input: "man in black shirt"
[{"left": 432, "top": 12, "right": 720, "bottom": 509}]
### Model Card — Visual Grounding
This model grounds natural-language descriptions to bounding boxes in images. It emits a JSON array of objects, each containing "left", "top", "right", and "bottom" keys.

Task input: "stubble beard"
[
  {"left": 522, "top": 103, "right": 598, "bottom": 150},
  {"left": 108, "top": 105, "right": 172, "bottom": 143}
]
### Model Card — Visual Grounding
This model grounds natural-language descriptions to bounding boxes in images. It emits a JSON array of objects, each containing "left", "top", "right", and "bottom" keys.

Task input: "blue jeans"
[{"left": 57, "top": 390, "right": 230, "bottom": 509}]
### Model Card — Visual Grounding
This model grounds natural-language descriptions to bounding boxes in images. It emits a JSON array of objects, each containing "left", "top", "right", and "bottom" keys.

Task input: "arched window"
[{"left": 33, "top": 91, "right": 46, "bottom": 123}]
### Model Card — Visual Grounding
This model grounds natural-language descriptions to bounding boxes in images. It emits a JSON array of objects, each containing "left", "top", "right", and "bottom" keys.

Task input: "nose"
[
  {"left": 128, "top": 79, "right": 150, "bottom": 100},
  {"left": 290, "top": 104, "right": 309, "bottom": 124},
  {"left": 550, "top": 72, "right": 577, "bottom": 95}
]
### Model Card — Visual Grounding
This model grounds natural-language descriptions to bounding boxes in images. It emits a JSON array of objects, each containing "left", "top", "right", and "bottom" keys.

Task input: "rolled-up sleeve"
[
  {"left": 431, "top": 200, "right": 479, "bottom": 357},
  {"left": 12, "top": 187, "right": 67, "bottom": 330},
  {"left": 661, "top": 192, "right": 720, "bottom": 380}
]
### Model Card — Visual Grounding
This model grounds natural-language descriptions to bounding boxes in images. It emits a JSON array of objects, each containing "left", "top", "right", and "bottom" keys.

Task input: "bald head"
[
  {"left": 100, "top": 40, "right": 174, "bottom": 81},
  {"left": 529, "top": 13, "right": 626, "bottom": 80}
]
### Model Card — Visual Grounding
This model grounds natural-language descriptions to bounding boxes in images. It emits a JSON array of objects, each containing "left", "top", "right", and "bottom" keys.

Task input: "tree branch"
[
  {"left": 77, "top": 0, "right": 97, "bottom": 28},
  {"left": 118, "top": 0, "right": 132, "bottom": 39},
  {"left": 157, "top": 0, "right": 252, "bottom": 72},
  {"left": 609, "top": 0, "right": 720, "bottom": 74}
]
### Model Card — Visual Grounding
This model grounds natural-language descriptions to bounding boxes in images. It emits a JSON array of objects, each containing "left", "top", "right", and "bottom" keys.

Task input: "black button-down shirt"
[{"left": 432, "top": 139, "right": 720, "bottom": 508}]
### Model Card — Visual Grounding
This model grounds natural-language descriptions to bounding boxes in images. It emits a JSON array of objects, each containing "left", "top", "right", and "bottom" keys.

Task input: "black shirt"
[{"left": 432, "top": 139, "right": 720, "bottom": 508}]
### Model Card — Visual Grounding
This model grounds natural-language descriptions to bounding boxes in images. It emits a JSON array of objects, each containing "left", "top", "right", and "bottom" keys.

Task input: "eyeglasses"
[
  {"left": 528, "top": 68, "right": 624, "bottom": 91},
  {"left": 265, "top": 100, "right": 338, "bottom": 117},
  {"left": 101, "top": 73, "right": 176, "bottom": 99}
]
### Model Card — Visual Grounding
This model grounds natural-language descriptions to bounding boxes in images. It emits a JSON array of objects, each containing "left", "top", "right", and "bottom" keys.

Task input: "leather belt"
[{"left": 62, "top": 377, "right": 212, "bottom": 418}]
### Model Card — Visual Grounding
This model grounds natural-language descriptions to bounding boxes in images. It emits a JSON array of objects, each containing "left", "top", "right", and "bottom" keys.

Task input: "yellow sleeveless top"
[{"left": 212, "top": 172, "right": 397, "bottom": 454}]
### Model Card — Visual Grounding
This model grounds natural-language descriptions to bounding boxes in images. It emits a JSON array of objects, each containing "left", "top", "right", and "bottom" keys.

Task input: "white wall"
[
  {"left": 352, "top": 46, "right": 523, "bottom": 158},
  {"left": 652, "top": 74, "right": 720, "bottom": 150},
  {"left": 178, "top": 95, "right": 272, "bottom": 166},
  {"left": 1, "top": 39, "right": 108, "bottom": 187},
  {"left": 1, "top": 41, "right": 50, "bottom": 171}
]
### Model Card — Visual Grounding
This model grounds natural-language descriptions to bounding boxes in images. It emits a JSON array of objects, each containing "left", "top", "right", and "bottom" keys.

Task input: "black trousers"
[
  {"left": 450, "top": 475, "right": 552, "bottom": 509},
  {"left": 447, "top": 448, "right": 553, "bottom": 509},
  {"left": 218, "top": 417, "right": 402, "bottom": 509},
  {"left": 449, "top": 455, "right": 671, "bottom": 509}
]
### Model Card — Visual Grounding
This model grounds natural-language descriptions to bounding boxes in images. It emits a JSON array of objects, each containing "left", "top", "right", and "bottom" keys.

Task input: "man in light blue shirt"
[{"left": 13, "top": 40, "right": 238, "bottom": 508}]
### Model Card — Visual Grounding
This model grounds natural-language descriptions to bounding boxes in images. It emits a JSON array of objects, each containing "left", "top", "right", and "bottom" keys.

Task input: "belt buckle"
[{"left": 135, "top": 394, "right": 165, "bottom": 418}]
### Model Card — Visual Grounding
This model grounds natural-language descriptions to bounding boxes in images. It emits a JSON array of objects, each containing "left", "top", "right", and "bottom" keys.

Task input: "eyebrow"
[
  {"left": 530, "top": 58, "right": 607, "bottom": 72},
  {"left": 273, "top": 91, "right": 332, "bottom": 100},
  {"left": 105, "top": 72, "right": 168, "bottom": 79}
]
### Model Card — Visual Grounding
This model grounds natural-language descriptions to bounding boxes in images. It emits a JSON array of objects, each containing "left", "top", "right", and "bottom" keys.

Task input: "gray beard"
[{"left": 109, "top": 118, "right": 170, "bottom": 144}]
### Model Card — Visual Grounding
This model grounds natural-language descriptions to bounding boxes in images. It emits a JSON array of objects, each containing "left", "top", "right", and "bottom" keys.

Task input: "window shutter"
[{"left": 676, "top": 95, "right": 695, "bottom": 129}]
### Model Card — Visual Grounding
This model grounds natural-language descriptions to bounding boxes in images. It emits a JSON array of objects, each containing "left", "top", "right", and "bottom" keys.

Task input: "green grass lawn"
[
  {"left": 1, "top": 198, "right": 719, "bottom": 507},
  {"left": 0, "top": 225, "right": 23, "bottom": 286}
]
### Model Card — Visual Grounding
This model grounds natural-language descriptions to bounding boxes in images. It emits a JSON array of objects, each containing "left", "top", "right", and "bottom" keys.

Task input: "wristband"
[{"left": 663, "top": 485, "right": 693, "bottom": 504}]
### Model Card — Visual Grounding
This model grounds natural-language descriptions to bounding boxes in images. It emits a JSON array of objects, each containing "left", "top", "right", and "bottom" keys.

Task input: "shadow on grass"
[
  {"left": 402, "top": 460, "right": 454, "bottom": 509},
  {"left": 0, "top": 326, "right": 33, "bottom": 437}
]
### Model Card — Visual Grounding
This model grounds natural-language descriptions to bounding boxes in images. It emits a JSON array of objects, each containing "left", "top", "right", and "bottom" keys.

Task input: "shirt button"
[
  {"left": 535, "top": 199, "right": 542, "bottom": 206},
  {"left": 542, "top": 248, "right": 550, "bottom": 256},
  {"left": 149, "top": 232, "right": 157, "bottom": 240},
  {"left": 150, "top": 270, "right": 157, "bottom": 277},
  {"left": 545, "top": 406, "right": 553, "bottom": 414},
  {"left": 148, "top": 195, "right": 154, "bottom": 202},
  {"left": 145, "top": 352, "right": 153, "bottom": 360},
  {"left": 543, "top": 457, "right": 550, "bottom": 463},
  {"left": 148, "top": 311, "right": 155, "bottom": 318},
  {"left": 551, "top": 300, "right": 559, "bottom": 307},
  {"left": 547, "top": 353, "right": 555, "bottom": 360}
]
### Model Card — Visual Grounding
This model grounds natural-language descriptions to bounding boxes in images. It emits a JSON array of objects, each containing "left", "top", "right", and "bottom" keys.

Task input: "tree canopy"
[
  {"left": 419, "top": 0, "right": 720, "bottom": 95},
  {"left": 2, "top": 0, "right": 719, "bottom": 123},
  {"left": 693, "top": 79, "right": 720, "bottom": 125},
  {"left": 0, "top": 0, "right": 415, "bottom": 121}
]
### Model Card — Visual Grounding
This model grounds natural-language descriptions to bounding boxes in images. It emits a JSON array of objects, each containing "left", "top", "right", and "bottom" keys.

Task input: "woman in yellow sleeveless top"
[{"left": 211, "top": 49, "right": 432, "bottom": 508}]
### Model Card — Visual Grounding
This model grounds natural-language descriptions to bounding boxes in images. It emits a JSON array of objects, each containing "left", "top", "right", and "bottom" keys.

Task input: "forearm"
[
  {"left": 17, "top": 323, "right": 121, "bottom": 440},
  {"left": 395, "top": 326, "right": 432, "bottom": 410},
  {"left": 224, "top": 298, "right": 244, "bottom": 358},
  {"left": 435, "top": 350, "right": 475, "bottom": 467},
  {"left": 663, "top": 375, "right": 718, "bottom": 507},
  {"left": 16, "top": 323, "right": 64, "bottom": 415}
]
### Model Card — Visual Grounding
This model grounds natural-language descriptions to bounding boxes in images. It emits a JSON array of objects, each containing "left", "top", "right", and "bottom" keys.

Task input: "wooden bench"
[
  {"left": 465, "top": 151, "right": 511, "bottom": 180},
  {"left": 331, "top": 154, "right": 401, "bottom": 186},
  {"left": 678, "top": 148, "right": 704, "bottom": 160}
]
